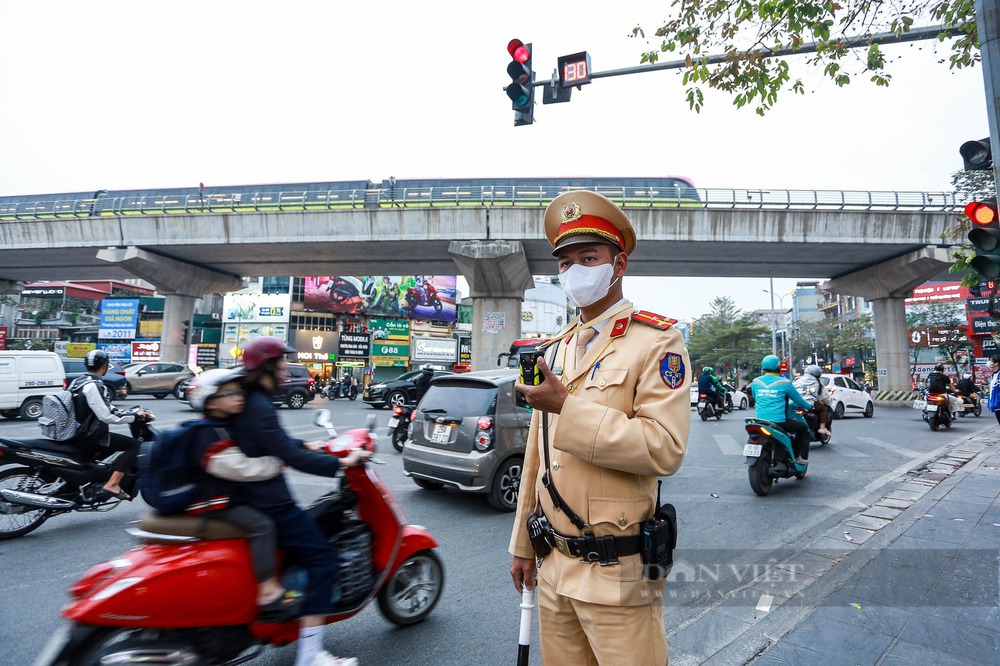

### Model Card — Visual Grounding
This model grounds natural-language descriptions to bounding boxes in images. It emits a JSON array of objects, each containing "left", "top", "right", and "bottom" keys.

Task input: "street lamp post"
[{"left": 763, "top": 284, "right": 794, "bottom": 362}]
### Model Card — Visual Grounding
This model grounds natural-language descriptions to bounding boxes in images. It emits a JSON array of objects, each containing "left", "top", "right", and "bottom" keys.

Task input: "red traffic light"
[
  {"left": 965, "top": 199, "right": 999, "bottom": 226},
  {"left": 507, "top": 39, "right": 529, "bottom": 63}
]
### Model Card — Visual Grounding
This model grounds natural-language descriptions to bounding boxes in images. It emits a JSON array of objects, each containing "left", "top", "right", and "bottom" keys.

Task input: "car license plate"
[
  {"left": 912, "top": 400, "right": 926, "bottom": 410},
  {"left": 430, "top": 423, "right": 451, "bottom": 444},
  {"left": 387, "top": 417, "right": 399, "bottom": 428},
  {"left": 697, "top": 401, "right": 706, "bottom": 409},
  {"left": 743, "top": 444, "right": 763, "bottom": 457}
]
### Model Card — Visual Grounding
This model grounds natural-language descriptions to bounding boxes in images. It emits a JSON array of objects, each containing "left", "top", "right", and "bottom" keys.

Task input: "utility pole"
[{"left": 974, "top": 1, "right": 1000, "bottom": 194}]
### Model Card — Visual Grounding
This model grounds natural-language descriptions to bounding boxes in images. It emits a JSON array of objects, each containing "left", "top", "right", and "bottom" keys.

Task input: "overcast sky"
[{"left": 0, "top": 1, "right": 988, "bottom": 321}]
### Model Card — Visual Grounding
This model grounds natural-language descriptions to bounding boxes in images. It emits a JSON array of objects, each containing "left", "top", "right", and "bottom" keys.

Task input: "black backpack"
[{"left": 927, "top": 372, "right": 948, "bottom": 392}]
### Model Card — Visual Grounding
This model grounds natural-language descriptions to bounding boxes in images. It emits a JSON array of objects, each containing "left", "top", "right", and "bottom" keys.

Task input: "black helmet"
[
  {"left": 84, "top": 349, "right": 110, "bottom": 371},
  {"left": 420, "top": 363, "right": 434, "bottom": 373},
  {"left": 934, "top": 363, "right": 944, "bottom": 372}
]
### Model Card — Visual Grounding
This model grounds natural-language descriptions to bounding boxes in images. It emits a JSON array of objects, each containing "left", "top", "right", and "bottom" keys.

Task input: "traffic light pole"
[
  {"left": 529, "top": 25, "right": 949, "bottom": 90},
  {"left": 974, "top": 1, "right": 1000, "bottom": 194}
]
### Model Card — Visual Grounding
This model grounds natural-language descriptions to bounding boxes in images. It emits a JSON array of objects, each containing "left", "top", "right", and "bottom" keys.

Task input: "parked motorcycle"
[
  {"left": 743, "top": 416, "right": 809, "bottom": 496},
  {"left": 922, "top": 392, "right": 960, "bottom": 431},
  {"left": 405, "top": 282, "right": 442, "bottom": 314},
  {"left": 37, "top": 410, "right": 444, "bottom": 666},
  {"left": 697, "top": 393, "right": 723, "bottom": 421},
  {"left": 0, "top": 407, "right": 156, "bottom": 540},
  {"left": 387, "top": 404, "right": 414, "bottom": 451}
]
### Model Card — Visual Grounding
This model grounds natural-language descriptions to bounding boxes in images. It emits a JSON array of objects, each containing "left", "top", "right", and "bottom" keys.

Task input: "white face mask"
[{"left": 560, "top": 259, "right": 619, "bottom": 308}]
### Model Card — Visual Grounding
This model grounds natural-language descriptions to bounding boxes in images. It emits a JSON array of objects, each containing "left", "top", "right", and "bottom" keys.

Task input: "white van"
[{"left": 0, "top": 351, "right": 66, "bottom": 420}]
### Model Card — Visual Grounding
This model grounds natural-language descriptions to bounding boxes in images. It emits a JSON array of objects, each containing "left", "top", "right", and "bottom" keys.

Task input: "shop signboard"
[
  {"left": 905, "top": 282, "right": 967, "bottom": 305},
  {"left": 20, "top": 287, "right": 65, "bottom": 298},
  {"left": 99, "top": 299, "right": 140, "bottom": 340},
  {"left": 971, "top": 316, "right": 996, "bottom": 336},
  {"left": 98, "top": 342, "right": 132, "bottom": 364},
  {"left": 457, "top": 335, "right": 471, "bottom": 365},
  {"left": 288, "top": 329, "right": 339, "bottom": 362},
  {"left": 338, "top": 331, "right": 370, "bottom": 359},
  {"left": 0, "top": 326, "right": 6, "bottom": 350},
  {"left": 223, "top": 293, "right": 291, "bottom": 324},
  {"left": 131, "top": 340, "right": 161, "bottom": 362},
  {"left": 196, "top": 344, "right": 219, "bottom": 368},
  {"left": 371, "top": 342, "right": 410, "bottom": 367},
  {"left": 370, "top": 318, "right": 409, "bottom": 341},
  {"left": 411, "top": 336, "right": 458, "bottom": 363}
]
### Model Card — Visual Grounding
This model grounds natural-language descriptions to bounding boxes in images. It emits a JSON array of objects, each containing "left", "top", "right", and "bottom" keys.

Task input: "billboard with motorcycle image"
[{"left": 301, "top": 275, "right": 457, "bottom": 322}]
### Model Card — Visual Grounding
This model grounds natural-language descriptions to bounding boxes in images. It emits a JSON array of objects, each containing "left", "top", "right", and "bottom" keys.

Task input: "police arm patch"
[{"left": 660, "top": 352, "right": 685, "bottom": 389}]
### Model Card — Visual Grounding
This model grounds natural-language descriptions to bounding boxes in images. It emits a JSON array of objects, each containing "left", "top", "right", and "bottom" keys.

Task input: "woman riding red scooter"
[{"left": 38, "top": 340, "right": 444, "bottom": 666}]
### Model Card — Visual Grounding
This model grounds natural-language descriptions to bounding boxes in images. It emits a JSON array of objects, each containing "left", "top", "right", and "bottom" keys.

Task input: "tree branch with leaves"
[{"left": 632, "top": 1, "right": 979, "bottom": 114}]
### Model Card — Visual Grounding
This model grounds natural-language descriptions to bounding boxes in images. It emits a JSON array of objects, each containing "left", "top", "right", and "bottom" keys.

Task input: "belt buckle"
[{"left": 551, "top": 532, "right": 572, "bottom": 557}]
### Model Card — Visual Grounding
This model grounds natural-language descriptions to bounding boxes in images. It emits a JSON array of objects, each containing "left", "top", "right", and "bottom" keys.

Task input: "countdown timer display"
[{"left": 557, "top": 51, "right": 592, "bottom": 87}]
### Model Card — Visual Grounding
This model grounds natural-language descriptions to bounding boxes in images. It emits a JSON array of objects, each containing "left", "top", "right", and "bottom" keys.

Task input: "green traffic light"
[{"left": 506, "top": 83, "right": 531, "bottom": 108}]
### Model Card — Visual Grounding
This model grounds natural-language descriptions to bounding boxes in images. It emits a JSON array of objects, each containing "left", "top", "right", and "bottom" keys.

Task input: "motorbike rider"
[
  {"left": 955, "top": 373, "right": 981, "bottom": 408},
  {"left": 412, "top": 363, "right": 434, "bottom": 401},
  {"left": 793, "top": 365, "right": 832, "bottom": 437},
  {"left": 70, "top": 349, "right": 152, "bottom": 500},
  {"left": 926, "top": 363, "right": 963, "bottom": 415},
  {"left": 709, "top": 367, "right": 729, "bottom": 409},
  {"left": 232, "top": 336, "right": 370, "bottom": 666},
  {"left": 697, "top": 366, "right": 725, "bottom": 411},
  {"left": 750, "top": 355, "right": 815, "bottom": 466}
]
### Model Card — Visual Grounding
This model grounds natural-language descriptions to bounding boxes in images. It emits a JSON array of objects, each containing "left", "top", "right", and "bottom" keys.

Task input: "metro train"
[{"left": 0, "top": 176, "right": 700, "bottom": 218}]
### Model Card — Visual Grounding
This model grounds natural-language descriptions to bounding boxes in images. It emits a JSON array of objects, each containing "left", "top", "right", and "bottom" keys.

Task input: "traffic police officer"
[{"left": 510, "top": 190, "right": 690, "bottom": 665}]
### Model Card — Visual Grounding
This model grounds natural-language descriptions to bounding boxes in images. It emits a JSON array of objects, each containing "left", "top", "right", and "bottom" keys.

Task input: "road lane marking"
[
  {"left": 828, "top": 443, "right": 867, "bottom": 457},
  {"left": 713, "top": 435, "right": 743, "bottom": 456},
  {"left": 857, "top": 436, "right": 922, "bottom": 458}
]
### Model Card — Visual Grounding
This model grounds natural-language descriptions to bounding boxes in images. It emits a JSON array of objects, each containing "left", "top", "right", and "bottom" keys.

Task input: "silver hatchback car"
[{"left": 402, "top": 370, "right": 532, "bottom": 511}]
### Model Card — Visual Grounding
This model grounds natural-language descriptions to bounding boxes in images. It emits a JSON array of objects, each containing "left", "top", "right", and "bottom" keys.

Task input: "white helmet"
[
  {"left": 964, "top": 373, "right": 973, "bottom": 380},
  {"left": 187, "top": 368, "right": 245, "bottom": 411},
  {"left": 805, "top": 365, "right": 823, "bottom": 378}
]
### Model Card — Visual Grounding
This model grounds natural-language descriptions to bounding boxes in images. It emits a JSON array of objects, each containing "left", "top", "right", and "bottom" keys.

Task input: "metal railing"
[{"left": 0, "top": 185, "right": 964, "bottom": 220}]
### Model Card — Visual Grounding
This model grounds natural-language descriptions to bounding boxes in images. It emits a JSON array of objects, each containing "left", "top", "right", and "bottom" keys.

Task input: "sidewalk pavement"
[{"left": 666, "top": 424, "right": 1000, "bottom": 666}]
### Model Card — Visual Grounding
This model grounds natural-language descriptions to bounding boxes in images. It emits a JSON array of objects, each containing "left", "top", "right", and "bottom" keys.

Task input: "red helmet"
[{"left": 241, "top": 336, "right": 296, "bottom": 371}]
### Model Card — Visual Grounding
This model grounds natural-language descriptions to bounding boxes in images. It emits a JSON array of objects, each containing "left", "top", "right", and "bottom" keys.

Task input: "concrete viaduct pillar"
[
  {"left": 97, "top": 246, "right": 243, "bottom": 365},
  {"left": 448, "top": 240, "right": 534, "bottom": 371},
  {"left": 824, "top": 246, "right": 953, "bottom": 394}
]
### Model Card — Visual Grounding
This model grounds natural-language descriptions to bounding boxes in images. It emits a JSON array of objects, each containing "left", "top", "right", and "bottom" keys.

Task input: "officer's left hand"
[{"left": 514, "top": 356, "right": 568, "bottom": 413}]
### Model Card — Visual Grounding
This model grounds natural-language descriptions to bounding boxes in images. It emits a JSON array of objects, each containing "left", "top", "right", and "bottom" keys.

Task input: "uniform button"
[
  {"left": 552, "top": 461, "right": 561, "bottom": 470},
  {"left": 599, "top": 379, "right": 606, "bottom": 387},
  {"left": 618, "top": 515, "right": 628, "bottom": 527}
]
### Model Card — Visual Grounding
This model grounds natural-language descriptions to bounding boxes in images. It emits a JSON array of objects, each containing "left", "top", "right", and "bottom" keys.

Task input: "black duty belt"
[{"left": 544, "top": 525, "right": 641, "bottom": 566}]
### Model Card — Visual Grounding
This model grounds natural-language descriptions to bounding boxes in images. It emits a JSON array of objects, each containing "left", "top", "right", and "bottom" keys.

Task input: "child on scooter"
[{"left": 184, "top": 368, "right": 302, "bottom": 621}]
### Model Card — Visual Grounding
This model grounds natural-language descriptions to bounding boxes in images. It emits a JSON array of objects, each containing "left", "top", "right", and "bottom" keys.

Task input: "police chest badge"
[{"left": 660, "top": 352, "right": 685, "bottom": 389}]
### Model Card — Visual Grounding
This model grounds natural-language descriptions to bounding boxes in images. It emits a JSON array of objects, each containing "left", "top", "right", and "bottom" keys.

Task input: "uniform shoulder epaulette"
[{"left": 631, "top": 310, "right": 678, "bottom": 331}]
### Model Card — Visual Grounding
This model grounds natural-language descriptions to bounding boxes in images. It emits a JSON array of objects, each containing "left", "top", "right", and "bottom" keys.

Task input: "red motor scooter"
[
  {"left": 37, "top": 410, "right": 444, "bottom": 666},
  {"left": 405, "top": 282, "right": 442, "bottom": 315}
]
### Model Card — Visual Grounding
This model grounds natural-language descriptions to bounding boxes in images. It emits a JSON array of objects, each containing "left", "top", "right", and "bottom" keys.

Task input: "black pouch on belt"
[
  {"left": 526, "top": 512, "right": 552, "bottom": 558},
  {"left": 640, "top": 480, "right": 678, "bottom": 581}
]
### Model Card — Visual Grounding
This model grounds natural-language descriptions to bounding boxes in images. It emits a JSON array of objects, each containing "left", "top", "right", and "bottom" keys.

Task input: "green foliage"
[
  {"left": 832, "top": 314, "right": 875, "bottom": 357},
  {"left": 687, "top": 296, "right": 771, "bottom": 380},
  {"left": 632, "top": 0, "right": 979, "bottom": 114}
]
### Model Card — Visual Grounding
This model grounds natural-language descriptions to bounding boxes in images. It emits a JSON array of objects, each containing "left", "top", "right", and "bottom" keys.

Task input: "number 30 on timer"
[{"left": 557, "top": 51, "right": 592, "bottom": 87}]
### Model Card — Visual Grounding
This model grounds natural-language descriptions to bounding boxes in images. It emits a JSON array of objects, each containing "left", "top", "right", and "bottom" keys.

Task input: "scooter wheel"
[
  {"left": 377, "top": 550, "right": 444, "bottom": 626},
  {"left": 392, "top": 429, "right": 406, "bottom": 452}
]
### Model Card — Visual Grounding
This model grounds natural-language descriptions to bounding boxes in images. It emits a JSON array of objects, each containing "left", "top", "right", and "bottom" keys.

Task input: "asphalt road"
[{"left": 0, "top": 395, "right": 990, "bottom": 665}]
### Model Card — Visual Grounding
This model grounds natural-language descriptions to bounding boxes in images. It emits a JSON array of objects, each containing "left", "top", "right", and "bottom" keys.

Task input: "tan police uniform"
[{"left": 509, "top": 191, "right": 690, "bottom": 666}]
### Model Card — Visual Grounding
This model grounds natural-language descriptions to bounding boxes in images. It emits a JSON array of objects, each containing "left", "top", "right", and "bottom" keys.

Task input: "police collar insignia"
[
  {"left": 560, "top": 201, "right": 582, "bottom": 224},
  {"left": 610, "top": 317, "right": 629, "bottom": 338},
  {"left": 660, "top": 352, "right": 685, "bottom": 389}
]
